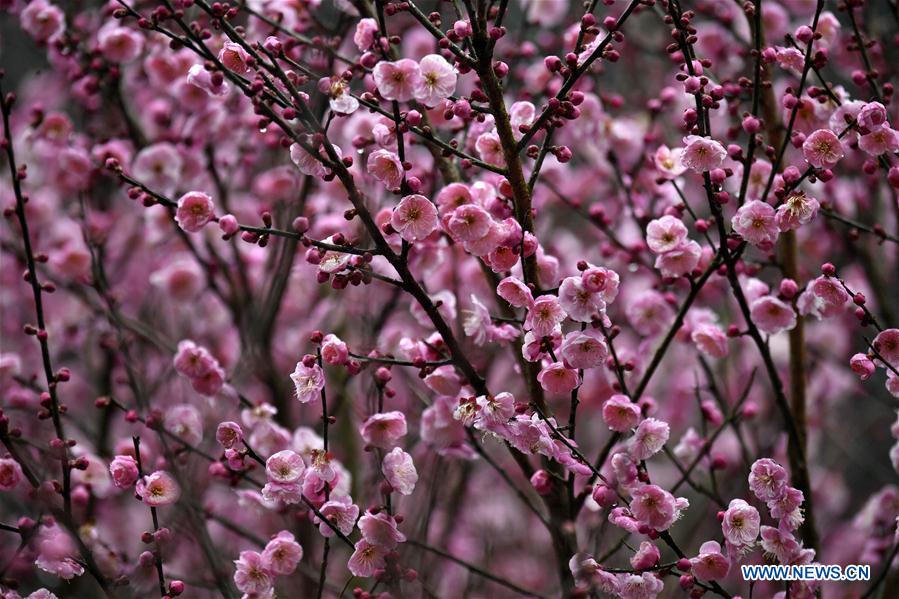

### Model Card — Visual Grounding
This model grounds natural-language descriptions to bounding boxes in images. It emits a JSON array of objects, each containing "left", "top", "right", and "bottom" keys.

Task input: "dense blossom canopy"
[{"left": 1, "top": 0, "right": 898, "bottom": 598}]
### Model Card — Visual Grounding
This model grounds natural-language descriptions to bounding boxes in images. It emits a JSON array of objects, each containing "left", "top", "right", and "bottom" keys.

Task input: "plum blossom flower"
[
  {"left": 0, "top": 457, "right": 24, "bottom": 490},
  {"left": 423, "top": 365, "right": 461, "bottom": 396},
  {"left": 359, "top": 411, "right": 407, "bottom": 448},
  {"left": 347, "top": 540, "right": 388, "bottom": 577},
  {"left": 691, "top": 541, "right": 730, "bottom": 580},
  {"left": 581, "top": 266, "right": 620, "bottom": 302},
  {"left": 497, "top": 276, "right": 534, "bottom": 308},
  {"left": 521, "top": 0, "right": 568, "bottom": 26},
  {"left": 321, "top": 334, "right": 349, "bottom": 366},
  {"left": 627, "top": 291, "right": 675, "bottom": 337},
  {"left": 760, "top": 526, "right": 803, "bottom": 564},
  {"left": 558, "top": 276, "right": 606, "bottom": 322},
  {"left": 391, "top": 194, "right": 438, "bottom": 241},
  {"left": 164, "top": 404, "right": 203, "bottom": 446},
  {"left": 775, "top": 191, "right": 819, "bottom": 232},
  {"left": 681, "top": 135, "right": 726, "bottom": 172},
  {"left": 290, "top": 362, "right": 324, "bottom": 404},
  {"left": 768, "top": 486, "right": 805, "bottom": 530},
  {"left": 448, "top": 204, "right": 492, "bottom": 242},
  {"left": 603, "top": 395, "right": 642, "bottom": 432},
  {"left": 472, "top": 392, "right": 515, "bottom": 432},
  {"left": 218, "top": 42, "right": 251, "bottom": 73},
  {"left": 290, "top": 142, "right": 342, "bottom": 178},
  {"left": 382, "top": 447, "right": 418, "bottom": 495},
  {"left": 475, "top": 131, "right": 505, "bottom": 166},
  {"left": 97, "top": 25, "right": 144, "bottom": 63},
  {"left": 463, "top": 294, "right": 519, "bottom": 346},
  {"left": 722, "top": 498, "right": 760, "bottom": 549},
  {"left": 319, "top": 76, "right": 359, "bottom": 115},
  {"left": 646, "top": 215, "right": 688, "bottom": 254},
  {"left": 616, "top": 572, "right": 665, "bottom": 599},
  {"left": 802, "top": 129, "right": 844, "bottom": 169},
  {"left": 262, "top": 480, "right": 303, "bottom": 505},
  {"left": 358, "top": 511, "right": 406, "bottom": 549},
  {"left": 654, "top": 145, "right": 687, "bottom": 179},
  {"left": 629, "top": 418, "right": 670, "bottom": 461},
  {"left": 655, "top": 241, "right": 701, "bottom": 277},
  {"left": 732, "top": 200, "right": 778, "bottom": 246},
  {"left": 34, "top": 526, "right": 84, "bottom": 580},
  {"left": 850, "top": 353, "right": 876, "bottom": 380},
  {"left": 175, "top": 191, "right": 215, "bottom": 233},
  {"left": 691, "top": 324, "right": 729, "bottom": 358},
  {"left": 629, "top": 542, "right": 660, "bottom": 571},
  {"left": 265, "top": 450, "right": 305, "bottom": 484},
  {"left": 525, "top": 295, "right": 566, "bottom": 336},
  {"left": 775, "top": 46, "right": 804, "bottom": 71},
  {"left": 132, "top": 143, "right": 182, "bottom": 194},
  {"left": 173, "top": 339, "right": 219, "bottom": 377},
  {"left": 367, "top": 148, "right": 404, "bottom": 191},
  {"left": 510, "top": 101, "right": 536, "bottom": 136},
  {"left": 261, "top": 531, "right": 303, "bottom": 576},
  {"left": 21, "top": 0, "right": 65, "bottom": 43},
  {"left": 216, "top": 422, "right": 243, "bottom": 449},
  {"left": 560, "top": 329, "right": 608, "bottom": 369},
  {"left": 108, "top": 455, "right": 139, "bottom": 489},
  {"left": 750, "top": 296, "right": 796, "bottom": 335},
  {"left": 186, "top": 63, "right": 229, "bottom": 96},
  {"left": 873, "top": 329, "right": 899, "bottom": 368},
  {"left": 136, "top": 470, "right": 181, "bottom": 506},
  {"left": 630, "top": 484, "right": 685, "bottom": 531},
  {"left": 233, "top": 550, "right": 272, "bottom": 595},
  {"left": 353, "top": 18, "right": 378, "bottom": 51},
  {"left": 537, "top": 361, "right": 580, "bottom": 394},
  {"left": 414, "top": 54, "right": 457, "bottom": 107},
  {"left": 859, "top": 126, "right": 899, "bottom": 156},
  {"left": 858, "top": 101, "right": 888, "bottom": 131},
  {"left": 372, "top": 59, "right": 422, "bottom": 102},
  {"left": 150, "top": 258, "right": 204, "bottom": 300},
  {"left": 317, "top": 496, "right": 360, "bottom": 537}
]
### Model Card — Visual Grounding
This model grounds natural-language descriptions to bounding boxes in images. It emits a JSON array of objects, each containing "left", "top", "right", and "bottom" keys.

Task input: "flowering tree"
[{"left": 1, "top": 0, "right": 899, "bottom": 597}]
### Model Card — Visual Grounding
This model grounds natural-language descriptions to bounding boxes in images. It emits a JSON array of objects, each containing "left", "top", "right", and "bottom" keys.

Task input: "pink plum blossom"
[
  {"left": 290, "top": 362, "right": 325, "bottom": 404},
  {"left": 629, "top": 418, "right": 670, "bottom": 461},
  {"left": 174, "top": 191, "right": 215, "bottom": 233},
  {"left": 681, "top": 135, "right": 727, "bottom": 172},
  {"left": 0, "top": 457, "right": 24, "bottom": 491},
  {"left": 136, "top": 471, "right": 181, "bottom": 507},
  {"left": 603, "top": 395, "right": 642, "bottom": 432},
  {"left": 775, "top": 191, "right": 819, "bottom": 232},
  {"left": 372, "top": 59, "right": 422, "bottom": 102},
  {"left": 802, "top": 129, "right": 844, "bottom": 168},
  {"left": 691, "top": 541, "right": 730, "bottom": 580},
  {"left": 630, "top": 484, "right": 685, "bottom": 531},
  {"left": 347, "top": 540, "right": 388, "bottom": 577},
  {"left": 367, "top": 148, "right": 405, "bottom": 191},
  {"left": 261, "top": 531, "right": 303, "bottom": 576},
  {"left": 359, "top": 411, "right": 408, "bottom": 448},
  {"left": 750, "top": 296, "right": 797, "bottom": 335},
  {"left": 414, "top": 54, "right": 457, "bottom": 107},
  {"left": 391, "top": 194, "right": 438, "bottom": 241},
  {"left": 646, "top": 215, "right": 688, "bottom": 254},
  {"left": 382, "top": 447, "right": 418, "bottom": 495},
  {"left": 537, "top": 361, "right": 581, "bottom": 394},
  {"left": 722, "top": 499, "right": 761, "bottom": 549},
  {"left": 732, "top": 200, "right": 779, "bottom": 246},
  {"left": 108, "top": 455, "right": 139, "bottom": 489},
  {"left": 654, "top": 145, "right": 687, "bottom": 179}
]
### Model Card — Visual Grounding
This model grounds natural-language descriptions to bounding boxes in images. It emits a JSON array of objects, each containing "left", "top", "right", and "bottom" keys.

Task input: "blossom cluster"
[{"left": 1, "top": 0, "right": 899, "bottom": 598}]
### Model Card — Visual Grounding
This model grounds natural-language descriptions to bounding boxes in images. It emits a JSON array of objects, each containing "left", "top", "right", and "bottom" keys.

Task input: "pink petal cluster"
[{"left": 173, "top": 339, "right": 226, "bottom": 396}]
